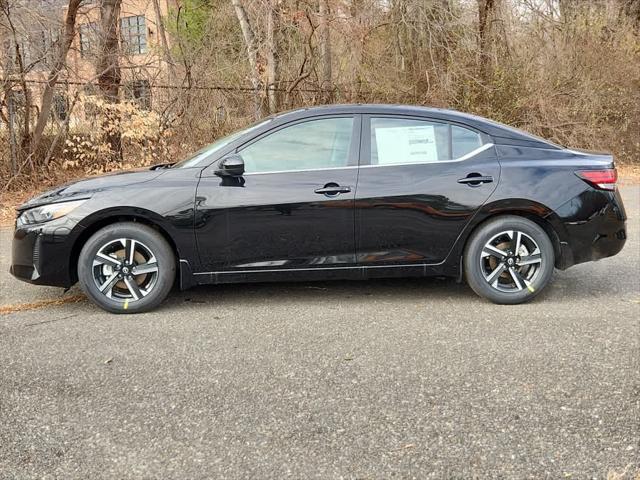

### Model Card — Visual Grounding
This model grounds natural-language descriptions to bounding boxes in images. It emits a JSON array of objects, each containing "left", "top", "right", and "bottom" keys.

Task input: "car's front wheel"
[
  {"left": 77, "top": 222, "right": 176, "bottom": 313},
  {"left": 464, "top": 215, "right": 555, "bottom": 304}
]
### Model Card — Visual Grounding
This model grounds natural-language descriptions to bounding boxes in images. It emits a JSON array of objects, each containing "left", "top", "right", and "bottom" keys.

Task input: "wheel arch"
[
  {"left": 69, "top": 208, "right": 182, "bottom": 285},
  {"left": 453, "top": 200, "right": 568, "bottom": 271}
]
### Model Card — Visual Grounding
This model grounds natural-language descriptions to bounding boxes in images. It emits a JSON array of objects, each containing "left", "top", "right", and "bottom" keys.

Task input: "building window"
[
  {"left": 120, "top": 16, "right": 147, "bottom": 55},
  {"left": 25, "top": 30, "right": 57, "bottom": 70},
  {"left": 125, "top": 80, "right": 152, "bottom": 110},
  {"left": 79, "top": 23, "right": 97, "bottom": 58},
  {"left": 53, "top": 94, "right": 68, "bottom": 121}
]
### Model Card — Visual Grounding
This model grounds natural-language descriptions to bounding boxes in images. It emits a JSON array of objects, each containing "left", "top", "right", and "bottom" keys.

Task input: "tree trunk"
[
  {"left": 96, "top": 0, "right": 123, "bottom": 159},
  {"left": 2, "top": 0, "right": 32, "bottom": 159},
  {"left": 231, "top": 0, "right": 262, "bottom": 119},
  {"left": 318, "top": 0, "right": 332, "bottom": 102},
  {"left": 151, "top": 0, "right": 176, "bottom": 83},
  {"left": 8, "top": 91, "right": 18, "bottom": 175},
  {"left": 30, "top": 0, "right": 83, "bottom": 163},
  {"left": 478, "top": 0, "right": 494, "bottom": 60},
  {"left": 619, "top": 0, "right": 640, "bottom": 26},
  {"left": 435, "top": 0, "right": 452, "bottom": 66},
  {"left": 558, "top": 0, "right": 578, "bottom": 22},
  {"left": 478, "top": 0, "right": 508, "bottom": 76},
  {"left": 348, "top": 0, "right": 364, "bottom": 100},
  {"left": 265, "top": 0, "right": 279, "bottom": 114}
]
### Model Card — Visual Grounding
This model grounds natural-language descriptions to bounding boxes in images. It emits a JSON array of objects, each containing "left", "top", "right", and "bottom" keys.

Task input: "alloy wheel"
[
  {"left": 92, "top": 238, "right": 159, "bottom": 302},
  {"left": 480, "top": 230, "right": 543, "bottom": 293}
]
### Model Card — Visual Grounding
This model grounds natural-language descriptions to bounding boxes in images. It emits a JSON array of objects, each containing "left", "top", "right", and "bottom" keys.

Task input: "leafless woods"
[{"left": 1, "top": 0, "right": 639, "bottom": 191}]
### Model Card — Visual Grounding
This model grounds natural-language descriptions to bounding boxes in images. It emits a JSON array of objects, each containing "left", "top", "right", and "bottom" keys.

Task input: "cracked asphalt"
[{"left": 0, "top": 186, "right": 638, "bottom": 479}]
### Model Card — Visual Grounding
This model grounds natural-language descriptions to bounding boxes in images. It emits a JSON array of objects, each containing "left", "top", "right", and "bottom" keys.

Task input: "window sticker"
[{"left": 375, "top": 125, "right": 438, "bottom": 164}]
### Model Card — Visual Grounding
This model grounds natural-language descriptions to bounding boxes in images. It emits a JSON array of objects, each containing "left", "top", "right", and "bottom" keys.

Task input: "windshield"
[{"left": 172, "top": 118, "right": 272, "bottom": 168}]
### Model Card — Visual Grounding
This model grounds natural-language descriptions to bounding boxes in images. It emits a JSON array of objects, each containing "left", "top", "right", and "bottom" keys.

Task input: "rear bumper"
[
  {"left": 554, "top": 188, "right": 627, "bottom": 269},
  {"left": 10, "top": 218, "right": 80, "bottom": 288}
]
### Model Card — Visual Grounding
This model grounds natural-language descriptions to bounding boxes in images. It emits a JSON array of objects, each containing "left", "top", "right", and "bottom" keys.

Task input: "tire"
[
  {"left": 77, "top": 222, "right": 176, "bottom": 314},
  {"left": 464, "top": 215, "right": 554, "bottom": 305}
]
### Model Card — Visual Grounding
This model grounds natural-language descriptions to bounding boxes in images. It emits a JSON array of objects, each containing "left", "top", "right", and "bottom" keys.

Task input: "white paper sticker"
[{"left": 375, "top": 125, "right": 438, "bottom": 164}]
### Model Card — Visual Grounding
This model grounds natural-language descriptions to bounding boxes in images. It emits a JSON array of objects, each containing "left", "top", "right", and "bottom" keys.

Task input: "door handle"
[
  {"left": 457, "top": 174, "right": 494, "bottom": 186},
  {"left": 314, "top": 184, "right": 351, "bottom": 195}
]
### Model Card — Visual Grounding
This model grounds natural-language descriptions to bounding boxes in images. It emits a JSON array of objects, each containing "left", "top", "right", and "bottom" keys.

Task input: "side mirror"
[{"left": 215, "top": 155, "right": 245, "bottom": 177}]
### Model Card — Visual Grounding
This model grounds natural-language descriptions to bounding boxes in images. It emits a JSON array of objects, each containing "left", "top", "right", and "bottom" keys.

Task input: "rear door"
[
  {"left": 355, "top": 115, "right": 500, "bottom": 267},
  {"left": 195, "top": 115, "right": 361, "bottom": 272}
]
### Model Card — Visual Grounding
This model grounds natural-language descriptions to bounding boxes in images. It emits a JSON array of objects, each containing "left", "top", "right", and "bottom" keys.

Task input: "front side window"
[
  {"left": 370, "top": 117, "right": 483, "bottom": 165},
  {"left": 240, "top": 117, "right": 354, "bottom": 174},
  {"left": 172, "top": 119, "right": 273, "bottom": 169},
  {"left": 120, "top": 16, "right": 147, "bottom": 54}
]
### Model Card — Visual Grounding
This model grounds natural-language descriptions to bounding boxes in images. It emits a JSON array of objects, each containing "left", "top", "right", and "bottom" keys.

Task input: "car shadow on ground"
[
  {"left": 1, "top": 265, "right": 632, "bottom": 316},
  {"left": 169, "top": 276, "right": 468, "bottom": 303},
  {"left": 161, "top": 275, "right": 556, "bottom": 313},
  {"left": 156, "top": 264, "right": 635, "bottom": 313}
]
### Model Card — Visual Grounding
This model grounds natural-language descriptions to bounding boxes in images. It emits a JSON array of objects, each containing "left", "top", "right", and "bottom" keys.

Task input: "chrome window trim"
[
  {"left": 361, "top": 142, "right": 495, "bottom": 169},
  {"left": 242, "top": 165, "right": 359, "bottom": 176},
  {"left": 240, "top": 143, "right": 494, "bottom": 176}
]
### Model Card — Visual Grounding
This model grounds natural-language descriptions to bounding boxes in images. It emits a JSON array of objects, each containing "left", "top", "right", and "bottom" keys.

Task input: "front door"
[
  {"left": 356, "top": 115, "right": 500, "bottom": 267},
  {"left": 195, "top": 115, "right": 360, "bottom": 272}
]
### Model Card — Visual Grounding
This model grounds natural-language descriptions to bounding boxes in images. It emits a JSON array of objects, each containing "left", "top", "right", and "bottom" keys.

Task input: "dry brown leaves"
[{"left": 0, "top": 294, "right": 86, "bottom": 315}]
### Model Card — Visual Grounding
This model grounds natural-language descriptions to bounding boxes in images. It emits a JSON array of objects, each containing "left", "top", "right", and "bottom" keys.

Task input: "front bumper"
[
  {"left": 555, "top": 188, "right": 627, "bottom": 269},
  {"left": 10, "top": 217, "right": 81, "bottom": 288}
]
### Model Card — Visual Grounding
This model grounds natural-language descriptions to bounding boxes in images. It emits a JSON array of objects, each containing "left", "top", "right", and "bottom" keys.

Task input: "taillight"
[{"left": 575, "top": 168, "right": 617, "bottom": 191}]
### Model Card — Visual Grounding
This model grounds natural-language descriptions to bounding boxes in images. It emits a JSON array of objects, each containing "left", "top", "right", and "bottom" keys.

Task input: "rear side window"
[
  {"left": 452, "top": 125, "right": 483, "bottom": 158},
  {"left": 370, "top": 117, "right": 483, "bottom": 165},
  {"left": 240, "top": 117, "right": 354, "bottom": 173}
]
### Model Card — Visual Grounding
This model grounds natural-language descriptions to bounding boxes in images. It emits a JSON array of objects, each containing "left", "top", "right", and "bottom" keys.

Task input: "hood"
[{"left": 18, "top": 167, "right": 164, "bottom": 210}]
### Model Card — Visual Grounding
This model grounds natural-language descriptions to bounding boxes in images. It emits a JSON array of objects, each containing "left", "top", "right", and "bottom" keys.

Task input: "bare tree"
[
  {"left": 151, "top": 0, "right": 176, "bottom": 82},
  {"left": 96, "top": 0, "right": 122, "bottom": 158},
  {"left": 615, "top": 0, "right": 640, "bottom": 26},
  {"left": 478, "top": 0, "right": 509, "bottom": 74},
  {"left": 1, "top": 0, "right": 32, "bottom": 155},
  {"left": 30, "top": 0, "right": 83, "bottom": 159},
  {"left": 232, "top": 0, "right": 261, "bottom": 118},
  {"left": 265, "top": 0, "right": 279, "bottom": 113},
  {"left": 318, "top": 0, "right": 332, "bottom": 102}
]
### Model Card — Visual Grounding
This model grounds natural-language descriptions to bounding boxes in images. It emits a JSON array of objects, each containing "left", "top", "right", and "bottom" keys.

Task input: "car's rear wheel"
[
  {"left": 464, "top": 215, "right": 554, "bottom": 304},
  {"left": 77, "top": 222, "right": 175, "bottom": 313}
]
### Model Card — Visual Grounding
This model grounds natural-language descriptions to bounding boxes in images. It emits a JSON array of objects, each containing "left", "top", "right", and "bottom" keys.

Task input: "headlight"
[{"left": 17, "top": 199, "right": 87, "bottom": 226}]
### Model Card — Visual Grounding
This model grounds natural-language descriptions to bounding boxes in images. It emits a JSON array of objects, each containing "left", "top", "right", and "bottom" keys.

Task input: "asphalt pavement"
[{"left": 1, "top": 187, "right": 638, "bottom": 479}]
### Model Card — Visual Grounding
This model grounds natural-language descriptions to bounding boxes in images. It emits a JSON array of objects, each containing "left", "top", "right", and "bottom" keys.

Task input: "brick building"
[{"left": 2, "top": 0, "right": 177, "bottom": 117}]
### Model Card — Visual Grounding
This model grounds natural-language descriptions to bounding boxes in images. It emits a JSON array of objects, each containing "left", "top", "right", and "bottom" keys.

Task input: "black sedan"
[{"left": 10, "top": 105, "right": 627, "bottom": 313}]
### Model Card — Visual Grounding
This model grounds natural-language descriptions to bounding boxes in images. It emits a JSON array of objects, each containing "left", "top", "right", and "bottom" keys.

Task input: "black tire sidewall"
[
  {"left": 78, "top": 222, "right": 176, "bottom": 314},
  {"left": 464, "top": 216, "right": 554, "bottom": 305}
]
